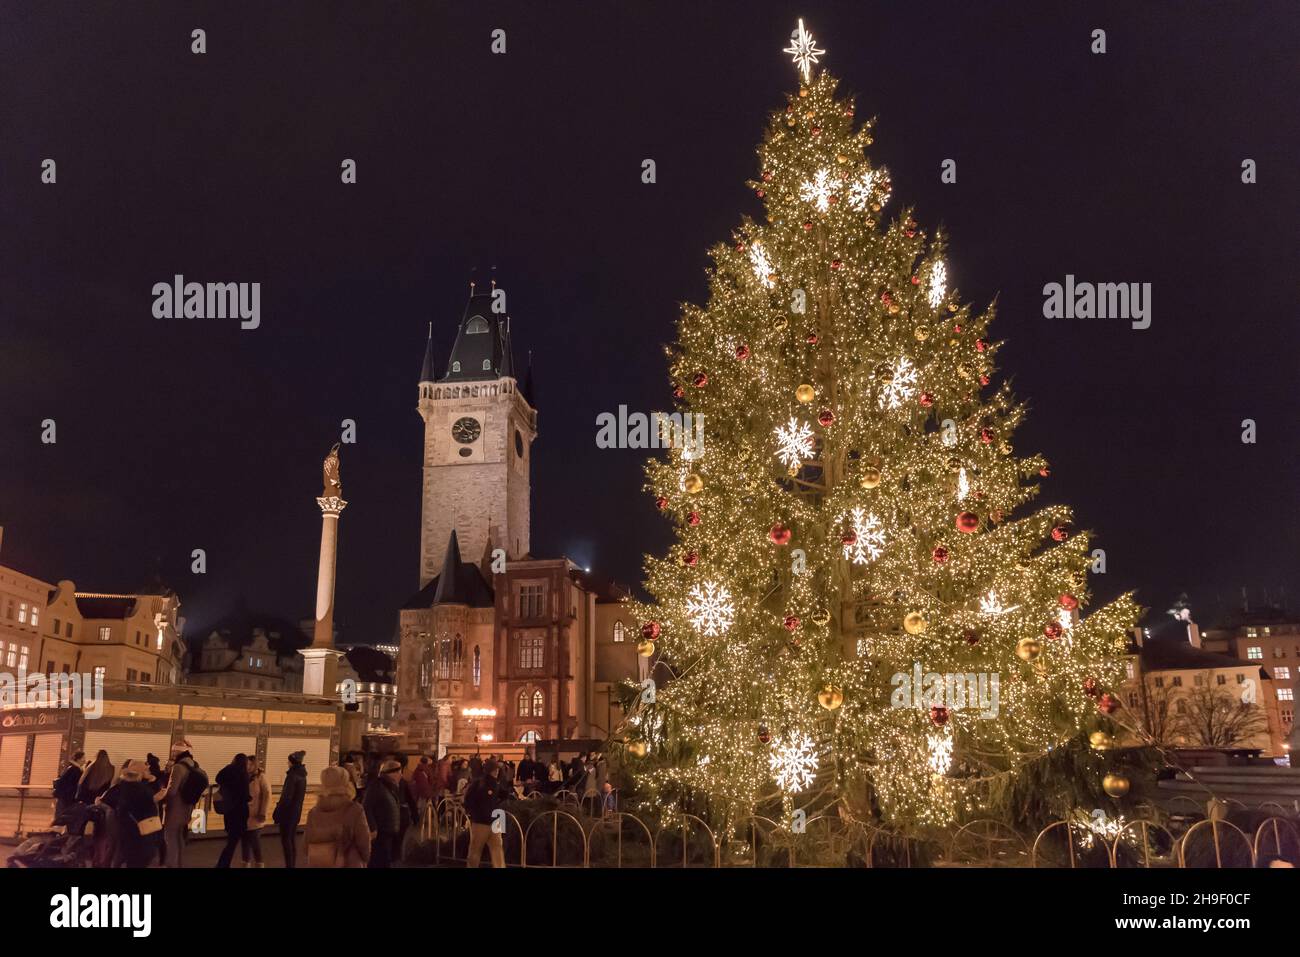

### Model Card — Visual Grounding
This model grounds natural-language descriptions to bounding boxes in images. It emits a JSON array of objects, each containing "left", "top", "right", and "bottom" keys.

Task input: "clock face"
[{"left": 452, "top": 417, "right": 482, "bottom": 445}]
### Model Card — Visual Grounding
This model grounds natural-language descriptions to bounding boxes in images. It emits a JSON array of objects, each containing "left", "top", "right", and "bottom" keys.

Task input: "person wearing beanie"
[
  {"left": 363, "top": 758, "right": 403, "bottom": 868},
  {"left": 273, "top": 750, "right": 308, "bottom": 867},
  {"left": 161, "top": 739, "right": 200, "bottom": 868},
  {"left": 101, "top": 759, "right": 162, "bottom": 867},
  {"left": 305, "top": 765, "right": 370, "bottom": 867},
  {"left": 464, "top": 759, "right": 506, "bottom": 868}
]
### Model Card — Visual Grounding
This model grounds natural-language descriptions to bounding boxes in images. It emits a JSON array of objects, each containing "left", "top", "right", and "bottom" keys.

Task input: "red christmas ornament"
[
  {"left": 673, "top": 387, "right": 685, "bottom": 399},
  {"left": 757, "top": 726, "right": 771, "bottom": 744},
  {"left": 963, "top": 629, "right": 980, "bottom": 645},
  {"left": 811, "top": 125, "right": 822, "bottom": 136},
  {"left": 687, "top": 511, "right": 701, "bottom": 526},
  {"left": 818, "top": 409, "right": 835, "bottom": 427},
  {"left": 956, "top": 512, "right": 980, "bottom": 533},
  {"left": 1043, "top": 621, "right": 1064, "bottom": 640},
  {"left": 1039, "top": 466, "right": 1051, "bottom": 478},
  {"left": 735, "top": 343, "right": 751, "bottom": 360},
  {"left": 830, "top": 259, "right": 843, "bottom": 270},
  {"left": 979, "top": 428, "right": 995, "bottom": 444},
  {"left": 919, "top": 392, "right": 934, "bottom": 407},
  {"left": 641, "top": 621, "right": 661, "bottom": 641},
  {"left": 1083, "top": 676, "right": 1100, "bottom": 697},
  {"left": 683, "top": 551, "right": 698, "bottom": 567},
  {"left": 881, "top": 291, "right": 893, "bottom": 305},
  {"left": 803, "top": 220, "right": 813, "bottom": 232},
  {"left": 806, "top": 332, "right": 819, "bottom": 344},
  {"left": 655, "top": 496, "right": 669, "bottom": 510},
  {"left": 828, "top": 194, "right": 838, "bottom": 205},
  {"left": 783, "top": 615, "right": 801, "bottom": 632},
  {"left": 975, "top": 338, "right": 987, "bottom": 353},
  {"left": 906, "top": 229, "right": 916, "bottom": 238},
  {"left": 932, "top": 545, "right": 949, "bottom": 564},
  {"left": 1051, "top": 524, "right": 1072, "bottom": 542},
  {"left": 953, "top": 323, "right": 963, "bottom": 333},
  {"left": 1097, "top": 693, "right": 1120, "bottom": 715},
  {"left": 979, "top": 374, "right": 990, "bottom": 386},
  {"left": 735, "top": 241, "right": 746, "bottom": 251},
  {"left": 693, "top": 372, "right": 708, "bottom": 388},
  {"left": 929, "top": 705, "right": 950, "bottom": 727},
  {"left": 911, "top": 275, "right": 920, "bottom": 285},
  {"left": 1059, "top": 593, "right": 1080, "bottom": 611},
  {"left": 841, "top": 530, "right": 857, "bottom": 546},
  {"left": 768, "top": 523, "right": 792, "bottom": 546},
  {"left": 756, "top": 189, "right": 765, "bottom": 198},
  {"left": 762, "top": 171, "right": 773, "bottom": 182}
]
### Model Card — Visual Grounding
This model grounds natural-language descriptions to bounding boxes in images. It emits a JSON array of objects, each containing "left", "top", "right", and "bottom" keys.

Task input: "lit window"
[
  {"left": 17, "top": 603, "right": 27, "bottom": 624},
  {"left": 520, "top": 730, "right": 539, "bottom": 744},
  {"left": 93, "top": 666, "right": 106, "bottom": 682},
  {"left": 30, "top": 607, "right": 39, "bottom": 628},
  {"left": 1278, "top": 689, "right": 1295, "bottom": 701},
  {"left": 1246, "top": 628, "right": 1258, "bottom": 638},
  {"left": 518, "top": 584, "right": 545, "bottom": 618},
  {"left": 18, "top": 646, "right": 28, "bottom": 670},
  {"left": 519, "top": 636, "right": 544, "bottom": 670},
  {"left": 532, "top": 689, "right": 544, "bottom": 718},
  {"left": 1275, "top": 667, "right": 1291, "bottom": 680},
  {"left": 98, "top": 626, "right": 111, "bottom": 642},
  {"left": 516, "top": 689, "right": 530, "bottom": 717},
  {"left": 613, "top": 621, "right": 625, "bottom": 643},
  {"left": 1125, "top": 661, "right": 1135, "bottom": 680},
  {"left": 472, "top": 646, "right": 481, "bottom": 687},
  {"left": 5, "top": 644, "right": 16, "bottom": 668},
  {"left": 1247, "top": 647, "right": 1262, "bottom": 660}
]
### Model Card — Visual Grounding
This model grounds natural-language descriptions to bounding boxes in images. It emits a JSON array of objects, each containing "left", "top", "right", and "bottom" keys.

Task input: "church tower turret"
[{"left": 417, "top": 285, "right": 536, "bottom": 587}]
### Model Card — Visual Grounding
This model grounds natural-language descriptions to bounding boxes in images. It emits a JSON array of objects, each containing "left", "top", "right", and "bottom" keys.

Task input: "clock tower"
[{"left": 416, "top": 288, "right": 536, "bottom": 587}]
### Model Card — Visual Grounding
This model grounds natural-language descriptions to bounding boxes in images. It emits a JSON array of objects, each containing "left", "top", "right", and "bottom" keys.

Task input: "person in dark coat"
[
  {"left": 53, "top": 751, "right": 86, "bottom": 819},
  {"left": 100, "top": 760, "right": 161, "bottom": 868},
  {"left": 464, "top": 759, "right": 506, "bottom": 868},
  {"left": 144, "top": 754, "right": 165, "bottom": 796},
  {"left": 363, "top": 759, "right": 402, "bottom": 868},
  {"left": 273, "top": 750, "right": 308, "bottom": 868},
  {"left": 77, "top": 750, "right": 115, "bottom": 803},
  {"left": 214, "top": 753, "right": 250, "bottom": 868}
]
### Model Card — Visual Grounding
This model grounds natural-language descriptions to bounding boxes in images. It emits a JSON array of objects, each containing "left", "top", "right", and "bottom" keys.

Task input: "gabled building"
[{"left": 186, "top": 613, "right": 309, "bottom": 693}]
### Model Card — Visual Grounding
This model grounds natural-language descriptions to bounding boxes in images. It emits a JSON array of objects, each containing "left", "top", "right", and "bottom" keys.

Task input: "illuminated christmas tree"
[{"left": 627, "top": 21, "right": 1139, "bottom": 831}]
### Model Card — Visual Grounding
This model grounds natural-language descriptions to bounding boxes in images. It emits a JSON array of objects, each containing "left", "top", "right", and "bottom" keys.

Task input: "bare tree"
[{"left": 1170, "top": 671, "right": 1271, "bottom": 749}]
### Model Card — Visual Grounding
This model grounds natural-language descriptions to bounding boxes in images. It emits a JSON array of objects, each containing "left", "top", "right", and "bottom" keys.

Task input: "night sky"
[{"left": 1, "top": 2, "right": 1296, "bottom": 646}]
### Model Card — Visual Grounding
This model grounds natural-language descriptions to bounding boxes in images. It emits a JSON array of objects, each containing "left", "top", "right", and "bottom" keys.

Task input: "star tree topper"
[{"left": 783, "top": 19, "right": 825, "bottom": 83}]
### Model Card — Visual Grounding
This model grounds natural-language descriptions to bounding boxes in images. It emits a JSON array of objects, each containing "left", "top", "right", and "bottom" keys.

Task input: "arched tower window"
[
  {"left": 472, "top": 645, "right": 481, "bottom": 687},
  {"left": 466, "top": 316, "right": 489, "bottom": 334},
  {"left": 613, "top": 621, "right": 625, "bottom": 643},
  {"left": 516, "top": 689, "right": 530, "bottom": 718},
  {"left": 531, "top": 689, "right": 544, "bottom": 718},
  {"left": 520, "top": 730, "right": 539, "bottom": 744}
]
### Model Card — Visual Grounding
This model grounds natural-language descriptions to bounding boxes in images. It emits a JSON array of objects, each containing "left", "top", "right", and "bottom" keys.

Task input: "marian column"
[{"left": 301, "top": 443, "right": 346, "bottom": 697}]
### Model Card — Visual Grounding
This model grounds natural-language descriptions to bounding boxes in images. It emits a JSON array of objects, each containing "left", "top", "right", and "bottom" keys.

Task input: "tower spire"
[{"left": 419, "top": 321, "right": 437, "bottom": 384}]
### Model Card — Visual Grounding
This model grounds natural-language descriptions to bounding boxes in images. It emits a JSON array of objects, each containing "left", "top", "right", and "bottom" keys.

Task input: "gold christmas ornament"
[
  {"left": 903, "top": 612, "right": 928, "bottom": 636},
  {"left": 859, "top": 466, "right": 882, "bottom": 489},
  {"left": 795, "top": 383, "right": 816, "bottom": 403},
  {"left": 1016, "top": 637, "right": 1043, "bottom": 661},
  {"left": 812, "top": 607, "right": 831, "bottom": 625},
  {"left": 1102, "top": 772, "right": 1130, "bottom": 798},
  {"left": 683, "top": 473, "right": 704, "bottom": 494},
  {"left": 799, "top": 88, "right": 809, "bottom": 98},
  {"left": 786, "top": 116, "right": 797, "bottom": 127},
  {"left": 774, "top": 316, "right": 789, "bottom": 331},
  {"left": 836, "top": 153, "right": 849, "bottom": 164},
  {"left": 817, "top": 685, "right": 844, "bottom": 710},
  {"left": 626, "top": 741, "right": 648, "bottom": 758},
  {"left": 1088, "top": 731, "right": 1114, "bottom": 751},
  {"left": 913, "top": 325, "right": 930, "bottom": 342},
  {"left": 637, "top": 640, "right": 656, "bottom": 658}
]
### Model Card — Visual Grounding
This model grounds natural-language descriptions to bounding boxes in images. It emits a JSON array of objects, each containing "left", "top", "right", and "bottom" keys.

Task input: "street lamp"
[{"left": 461, "top": 706, "right": 496, "bottom": 751}]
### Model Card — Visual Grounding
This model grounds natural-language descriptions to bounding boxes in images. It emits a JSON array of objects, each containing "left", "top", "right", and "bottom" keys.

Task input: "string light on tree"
[
  {"left": 979, "top": 589, "right": 1020, "bottom": 617},
  {"left": 685, "top": 581, "right": 736, "bottom": 637},
  {"left": 783, "top": 18, "right": 825, "bottom": 83}
]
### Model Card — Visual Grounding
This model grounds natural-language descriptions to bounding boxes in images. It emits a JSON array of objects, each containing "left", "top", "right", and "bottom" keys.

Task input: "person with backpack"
[
  {"left": 363, "top": 759, "right": 403, "bottom": 868},
  {"left": 273, "top": 750, "right": 308, "bottom": 868},
  {"left": 53, "top": 751, "right": 86, "bottom": 820},
  {"left": 305, "top": 765, "right": 370, "bottom": 867},
  {"left": 214, "top": 753, "right": 251, "bottom": 868},
  {"left": 161, "top": 739, "right": 205, "bottom": 868}
]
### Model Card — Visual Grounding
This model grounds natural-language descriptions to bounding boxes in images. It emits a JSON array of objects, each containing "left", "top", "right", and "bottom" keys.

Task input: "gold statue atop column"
[{"left": 322, "top": 442, "right": 342, "bottom": 498}]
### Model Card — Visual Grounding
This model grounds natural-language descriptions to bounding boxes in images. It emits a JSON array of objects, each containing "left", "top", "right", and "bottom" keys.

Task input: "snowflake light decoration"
[
  {"left": 848, "top": 167, "right": 889, "bottom": 211},
  {"left": 769, "top": 730, "right": 819, "bottom": 793},
  {"left": 774, "top": 417, "right": 815, "bottom": 470},
  {"left": 928, "top": 261, "right": 948, "bottom": 308},
  {"left": 685, "top": 581, "right": 736, "bottom": 637},
  {"left": 783, "top": 19, "right": 825, "bottom": 83},
  {"left": 877, "top": 357, "right": 918, "bottom": 410},
  {"left": 979, "top": 589, "right": 1020, "bottom": 617},
  {"left": 799, "top": 168, "right": 837, "bottom": 213},
  {"left": 749, "top": 242, "right": 775, "bottom": 288},
  {"left": 842, "top": 507, "right": 886, "bottom": 564},
  {"left": 927, "top": 729, "right": 954, "bottom": 775}
]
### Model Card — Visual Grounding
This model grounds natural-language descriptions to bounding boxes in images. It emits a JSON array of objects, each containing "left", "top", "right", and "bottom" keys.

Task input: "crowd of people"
[{"left": 48, "top": 744, "right": 616, "bottom": 868}]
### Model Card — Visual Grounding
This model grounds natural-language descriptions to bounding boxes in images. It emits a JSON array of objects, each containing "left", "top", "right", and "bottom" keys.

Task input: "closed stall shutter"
[
  {"left": 265, "top": 736, "right": 331, "bottom": 788},
  {"left": 29, "top": 734, "right": 64, "bottom": 789},
  {"left": 188, "top": 735, "right": 256, "bottom": 780},
  {"left": 82, "top": 729, "right": 173, "bottom": 770},
  {"left": 0, "top": 736, "right": 27, "bottom": 786}
]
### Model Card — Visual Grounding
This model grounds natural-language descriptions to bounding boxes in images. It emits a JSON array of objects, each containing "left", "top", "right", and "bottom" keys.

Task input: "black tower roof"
[
  {"left": 402, "top": 529, "right": 495, "bottom": 610},
  {"left": 438, "top": 290, "right": 514, "bottom": 383},
  {"left": 419, "top": 322, "right": 438, "bottom": 384}
]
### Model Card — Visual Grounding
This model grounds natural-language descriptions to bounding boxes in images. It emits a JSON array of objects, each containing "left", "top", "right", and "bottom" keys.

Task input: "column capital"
[{"left": 317, "top": 496, "right": 348, "bottom": 516}]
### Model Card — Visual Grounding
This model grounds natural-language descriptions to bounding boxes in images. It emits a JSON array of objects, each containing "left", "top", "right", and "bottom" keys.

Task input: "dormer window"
[
  {"left": 466, "top": 316, "right": 489, "bottom": 334},
  {"left": 482, "top": 359, "right": 492, "bottom": 370},
  {"left": 451, "top": 361, "right": 461, "bottom": 372}
]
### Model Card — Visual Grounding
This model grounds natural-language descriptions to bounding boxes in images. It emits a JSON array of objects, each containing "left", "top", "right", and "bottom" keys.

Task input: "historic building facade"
[{"left": 396, "top": 290, "right": 643, "bottom": 755}]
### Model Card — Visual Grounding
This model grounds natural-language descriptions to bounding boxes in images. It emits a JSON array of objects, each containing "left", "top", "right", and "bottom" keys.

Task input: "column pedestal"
[{"left": 301, "top": 648, "right": 344, "bottom": 698}]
